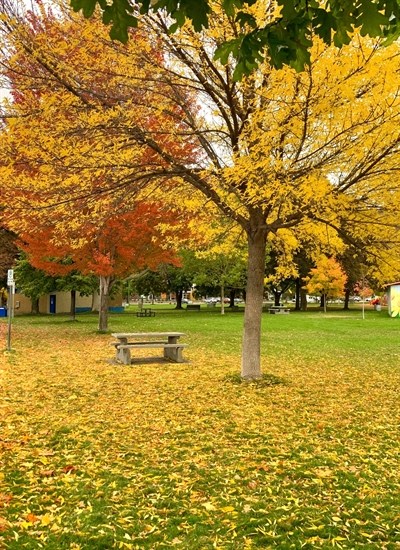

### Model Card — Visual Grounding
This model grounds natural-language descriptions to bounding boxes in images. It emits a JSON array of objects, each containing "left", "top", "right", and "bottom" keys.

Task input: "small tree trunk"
[
  {"left": 31, "top": 297, "right": 39, "bottom": 314},
  {"left": 221, "top": 285, "right": 225, "bottom": 315},
  {"left": 323, "top": 293, "right": 327, "bottom": 313},
  {"left": 229, "top": 289, "right": 236, "bottom": 307},
  {"left": 273, "top": 291, "right": 282, "bottom": 307},
  {"left": 300, "top": 287, "right": 308, "bottom": 311},
  {"left": 241, "top": 215, "right": 268, "bottom": 380},
  {"left": 98, "top": 275, "right": 111, "bottom": 331},
  {"left": 175, "top": 289, "right": 183, "bottom": 309},
  {"left": 294, "top": 278, "right": 301, "bottom": 311},
  {"left": 69, "top": 289, "right": 76, "bottom": 320},
  {"left": 343, "top": 288, "right": 350, "bottom": 310}
]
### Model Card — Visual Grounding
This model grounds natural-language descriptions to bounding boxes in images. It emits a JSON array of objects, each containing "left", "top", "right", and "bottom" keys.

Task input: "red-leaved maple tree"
[{"left": 18, "top": 202, "right": 181, "bottom": 330}]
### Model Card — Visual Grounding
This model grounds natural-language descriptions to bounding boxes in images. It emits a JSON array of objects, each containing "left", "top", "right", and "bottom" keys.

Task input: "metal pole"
[
  {"left": 361, "top": 269, "right": 365, "bottom": 320},
  {"left": 7, "top": 283, "right": 13, "bottom": 351}
]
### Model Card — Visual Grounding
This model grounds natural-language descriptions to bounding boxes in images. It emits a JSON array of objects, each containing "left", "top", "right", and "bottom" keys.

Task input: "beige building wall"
[
  {"left": 40, "top": 292, "right": 93, "bottom": 314},
  {"left": 14, "top": 291, "right": 93, "bottom": 315},
  {"left": 14, "top": 293, "right": 32, "bottom": 315},
  {"left": 13, "top": 291, "right": 122, "bottom": 315}
]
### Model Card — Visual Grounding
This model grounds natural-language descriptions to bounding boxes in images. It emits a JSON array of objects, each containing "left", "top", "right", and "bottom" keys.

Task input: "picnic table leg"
[
  {"left": 165, "top": 336, "right": 178, "bottom": 361},
  {"left": 174, "top": 346, "right": 184, "bottom": 363},
  {"left": 116, "top": 338, "right": 131, "bottom": 364},
  {"left": 164, "top": 347, "right": 184, "bottom": 362},
  {"left": 120, "top": 348, "right": 131, "bottom": 365}
]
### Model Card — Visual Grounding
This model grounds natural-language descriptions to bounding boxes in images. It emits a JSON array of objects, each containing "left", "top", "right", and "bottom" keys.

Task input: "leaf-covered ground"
[{"left": 1, "top": 311, "right": 400, "bottom": 549}]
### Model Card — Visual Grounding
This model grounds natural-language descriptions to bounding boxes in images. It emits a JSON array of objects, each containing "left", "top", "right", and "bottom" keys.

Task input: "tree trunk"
[
  {"left": 70, "top": 289, "right": 76, "bottom": 321},
  {"left": 229, "top": 288, "right": 236, "bottom": 307},
  {"left": 175, "top": 289, "right": 184, "bottom": 309},
  {"left": 300, "top": 287, "right": 308, "bottom": 311},
  {"left": 273, "top": 290, "right": 282, "bottom": 307},
  {"left": 343, "top": 288, "right": 350, "bottom": 310},
  {"left": 294, "top": 278, "right": 301, "bottom": 311},
  {"left": 98, "top": 275, "right": 111, "bottom": 331},
  {"left": 31, "top": 297, "right": 39, "bottom": 314},
  {"left": 221, "top": 285, "right": 225, "bottom": 315},
  {"left": 241, "top": 219, "right": 268, "bottom": 380}
]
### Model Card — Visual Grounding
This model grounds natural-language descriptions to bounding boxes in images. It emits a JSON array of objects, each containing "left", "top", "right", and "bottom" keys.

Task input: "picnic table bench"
[
  {"left": 186, "top": 304, "right": 201, "bottom": 311},
  {"left": 268, "top": 305, "right": 291, "bottom": 314},
  {"left": 111, "top": 332, "right": 187, "bottom": 365},
  {"left": 136, "top": 308, "right": 155, "bottom": 317}
]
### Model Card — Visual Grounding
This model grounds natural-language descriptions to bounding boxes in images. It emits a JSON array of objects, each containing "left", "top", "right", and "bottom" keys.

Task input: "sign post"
[{"left": 7, "top": 269, "right": 14, "bottom": 351}]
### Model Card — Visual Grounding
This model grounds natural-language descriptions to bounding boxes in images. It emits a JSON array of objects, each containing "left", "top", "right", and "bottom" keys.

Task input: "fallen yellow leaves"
[{"left": 1, "top": 316, "right": 400, "bottom": 548}]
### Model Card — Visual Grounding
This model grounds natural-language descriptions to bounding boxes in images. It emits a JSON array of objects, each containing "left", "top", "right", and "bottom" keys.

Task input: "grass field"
[{"left": 1, "top": 306, "right": 400, "bottom": 549}]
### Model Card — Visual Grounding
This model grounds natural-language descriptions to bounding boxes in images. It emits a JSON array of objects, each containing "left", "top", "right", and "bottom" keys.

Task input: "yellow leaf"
[
  {"left": 220, "top": 506, "right": 235, "bottom": 513},
  {"left": 361, "top": 532, "right": 373, "bottom": 538},
  {"left": 40, "top": 514, "right": 52, "bottom": 526},
  {"left": 202, "top": 502, "right": 217, "bottom": 511}
]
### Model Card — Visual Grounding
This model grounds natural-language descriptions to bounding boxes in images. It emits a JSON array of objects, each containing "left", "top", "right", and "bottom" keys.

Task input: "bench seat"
[
  {"left": 268, "top": 308, "right": 290, "bottom": 314},
  {"left": 111, "top": 340, "right": 166, "bottom": 347}
]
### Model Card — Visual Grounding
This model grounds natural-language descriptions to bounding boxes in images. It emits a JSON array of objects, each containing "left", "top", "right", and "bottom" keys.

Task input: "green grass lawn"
[{"left": 1, "top": 307, "right": 399, "bottom": 549}]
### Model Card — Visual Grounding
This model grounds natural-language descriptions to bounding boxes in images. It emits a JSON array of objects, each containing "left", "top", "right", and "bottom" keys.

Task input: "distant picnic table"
[
  {"left": 268, "top": 306, "right": 291, "bottom": 315},
  {"left": 186, "top": 304, "right": 201, "bottom": 311},
  {"left": 136, "top": 308, "right": 155, "bottom": 317}
]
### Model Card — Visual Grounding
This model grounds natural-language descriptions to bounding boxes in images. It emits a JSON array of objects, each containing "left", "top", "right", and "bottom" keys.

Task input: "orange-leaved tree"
[
  {"left": 304, "top": 256, "right": 347, "bottom": 313},
  {"left": 18, "top": 203, "right": 181, "bottom": 330},
  {"left": 0, "top": 0, "right": 197, "bottom": 329}
]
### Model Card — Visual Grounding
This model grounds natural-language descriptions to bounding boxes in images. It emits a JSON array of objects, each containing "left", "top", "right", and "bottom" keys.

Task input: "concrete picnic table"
[{"left": 111, "top": 332, "right": 187, "bottom": 364}]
